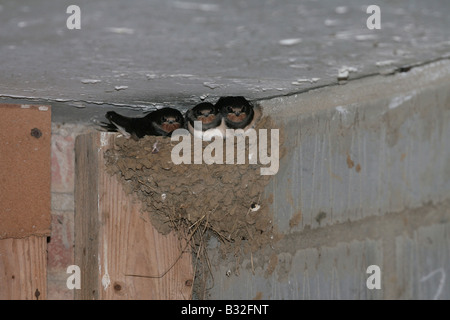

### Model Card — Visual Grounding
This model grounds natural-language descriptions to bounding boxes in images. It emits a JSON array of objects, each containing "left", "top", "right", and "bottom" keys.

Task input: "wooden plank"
[
  {"left": 0, "top": 104, "right": 51, "bottom": 239},
  {"left": 75, "top": 132, "right": 193, "bottom": 300},
  {"left": 74, "top": 132, "right": 100, "bottom": 299},
  {"left": 0, "top": 103, "right": 50, "bottom": 300},
  {"left": 0, "top": 236, "right": 47, "bottom": 300}
]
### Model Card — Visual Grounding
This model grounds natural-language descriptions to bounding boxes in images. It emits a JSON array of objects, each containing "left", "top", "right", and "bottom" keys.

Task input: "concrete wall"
[
  {"left": 46, "top": 60, "right": 450, "bottom": 300},
  {"left": 205, "top": 60, "right": 450, "bottom": 299}
]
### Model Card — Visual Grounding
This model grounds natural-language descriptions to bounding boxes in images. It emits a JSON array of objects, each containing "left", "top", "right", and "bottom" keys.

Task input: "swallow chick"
[
  {"left": 102, "top": 107, "right": 184, "bottom": 139},
  {"left": 149, "top": 107, "right": 185, "bottom": 137},
  {"left": 186, "top": 102, "right": 225, "bottom": 141},
  {"left": 215, "top": 96, "right": 261, "bottom": 135}
]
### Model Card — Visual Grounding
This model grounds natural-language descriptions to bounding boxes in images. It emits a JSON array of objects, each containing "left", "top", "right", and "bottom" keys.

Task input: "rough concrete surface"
[
  {"left": 205, "top": 60, "right": 450, "bottom": 299},
  {"left": 262, "top": 60, "right": 450, "bottom": 233},
  {"left": 0, "top": 0, "right": 449, "bottom": 122}
]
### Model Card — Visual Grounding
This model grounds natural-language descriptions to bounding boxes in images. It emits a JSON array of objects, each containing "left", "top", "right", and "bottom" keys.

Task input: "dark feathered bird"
[
  {"left": 101, "top": 107, "right": 184, "bottom": 139},
  {"left": 185, "top": 102, "right": 225, "bottom": 140},
  {"left": 215, "top": 96, "right": 261, "bottom": 132}
]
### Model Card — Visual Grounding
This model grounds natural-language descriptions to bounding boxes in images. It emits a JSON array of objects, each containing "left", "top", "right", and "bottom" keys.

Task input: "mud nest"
[{"left": 104, "top": 116, "right": 281, "bottom": 273}]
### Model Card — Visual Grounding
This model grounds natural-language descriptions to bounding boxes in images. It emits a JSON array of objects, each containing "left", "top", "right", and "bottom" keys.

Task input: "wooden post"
[
  {"left": 0, "top": 104, "right": 51, "bottom": 300},
  {"left": 74, "top": 132, "right": 193, "bottom": 300}
]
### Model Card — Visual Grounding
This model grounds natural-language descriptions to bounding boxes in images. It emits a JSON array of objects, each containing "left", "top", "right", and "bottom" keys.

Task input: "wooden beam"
[{"left": 75, "top": 132, "right": 193, "bottom": 300}]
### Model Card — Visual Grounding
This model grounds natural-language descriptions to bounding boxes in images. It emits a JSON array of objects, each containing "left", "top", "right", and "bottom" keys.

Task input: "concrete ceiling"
[{"left": 0, "top": 0, "right": 449, "bottom": 122}]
